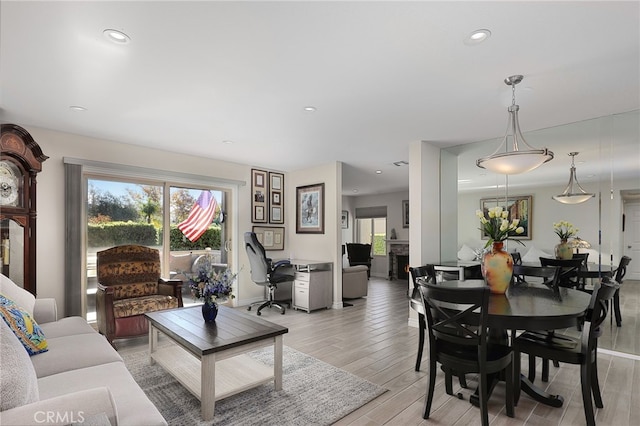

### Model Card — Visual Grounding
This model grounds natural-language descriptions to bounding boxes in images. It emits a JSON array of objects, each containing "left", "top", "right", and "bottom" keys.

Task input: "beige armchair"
[{"left": 342, "top": 265, "right": 368, "bottom": 299}]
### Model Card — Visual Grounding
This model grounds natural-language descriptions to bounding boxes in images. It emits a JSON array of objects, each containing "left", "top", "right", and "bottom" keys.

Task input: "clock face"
[{"left": 0, "top": 160, "right": 21, "bottom": 207}]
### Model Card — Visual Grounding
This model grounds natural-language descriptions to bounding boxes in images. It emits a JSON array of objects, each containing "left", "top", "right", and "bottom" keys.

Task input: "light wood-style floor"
[{"left": 117, "top": 276, "right": 640, "bottom": 425}]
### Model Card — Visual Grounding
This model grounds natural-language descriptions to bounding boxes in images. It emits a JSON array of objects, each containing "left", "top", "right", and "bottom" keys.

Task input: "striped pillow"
[{"left": 0, "top": 294, "right": 48, "bottom": 355}]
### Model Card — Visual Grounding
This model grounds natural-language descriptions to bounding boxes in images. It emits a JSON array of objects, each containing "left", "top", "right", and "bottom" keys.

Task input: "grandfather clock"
[{"left": 0, "top": 124, "right": 48, "bottom": 295}]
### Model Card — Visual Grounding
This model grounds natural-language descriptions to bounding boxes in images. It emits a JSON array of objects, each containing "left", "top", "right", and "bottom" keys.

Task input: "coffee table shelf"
[{"left": 151, "top": 344, "right": 274, "bottom": 401}]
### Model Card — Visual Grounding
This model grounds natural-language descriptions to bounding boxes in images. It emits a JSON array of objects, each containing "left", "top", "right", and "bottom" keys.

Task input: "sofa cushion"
[
  {"left": 30, "top": 333, "right": 123, "bottom": 378},
  {"left": 169, "top": 253, "right": 193, "bottom": 274},
  {"left": 522, "top": 246, "right": 553, "bottom": 264},
  {"left": 457, "top": 244, "right": 478, "bottom": 261},
  {"left": 38, "top": 316, "right": 96, "bottom": 339},
  {"left": 113, "top": 295, "right": 179, "bottom": 318},
  {"left": 38, "top": 361, "right": 167, "bottom": 426},
  {"left": 0, "top": 320, "right": 39, "bottom": 410},
  {"left": 0, "top": 273, "right": 35, "bottom": 316},
  {"left": 0, "top": 295, "right": 48, "bottom": 355}
]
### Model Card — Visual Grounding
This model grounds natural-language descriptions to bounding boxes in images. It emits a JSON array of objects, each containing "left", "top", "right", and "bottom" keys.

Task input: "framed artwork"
[
  {"left": 253, "top": 226, "right": 285, "bottom": 251},
  {"left": 341, "top": 210, "right": 349, "bottom": 229},
  {"left": 402, "top": 200, "right": 409, "bottom": 228},
  {"left": 480, "top": 195, "right": 532, "bottom": 240},
  {"left": 296, "top": 183, "right": 325, "bottom": 234},
  {"left": 251, "top": 169, "right": 268, "bottom": 223},
  {"left": 269, "top": 171, "right": 284, "bottom": 224}
]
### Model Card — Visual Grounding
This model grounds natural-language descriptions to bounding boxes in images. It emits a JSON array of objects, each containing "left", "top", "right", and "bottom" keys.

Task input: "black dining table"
[{"left": 432, "top": 279, "right": 592, "bottom": 408}]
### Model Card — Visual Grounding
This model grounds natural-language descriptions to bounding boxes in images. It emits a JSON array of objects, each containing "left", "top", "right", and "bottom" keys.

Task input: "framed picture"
[
  {"left": 296, "top": 183, "right": 325, "bottom": 234},
  {"left": 402, "top": 200, "right": 409, "bottom": 228},
  {"left": 480, "top": 195, "right": 532, "bottom": 240},
  {"left": 341, "top": 210, "right": 349, "bottom": 229},
  {"left": 269, "top": 171, "right": 284, "bottom": 224},
  {"left": 251, "top": 169, "right": 268, "bottom": 223},
  {"left": 253, "top": 226, "right": 285, "bottom": 251}
]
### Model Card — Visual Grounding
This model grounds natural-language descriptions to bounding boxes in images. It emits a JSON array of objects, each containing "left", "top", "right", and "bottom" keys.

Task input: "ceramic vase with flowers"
[
  {"left": 553, "top": 221, "right": 578, "bottom": 260},
  {"left": 476, "top": 207, "right": 525, "bottom": 294},
  {"left": 189, "top": 265, "right": 237, "bottom": 322}
]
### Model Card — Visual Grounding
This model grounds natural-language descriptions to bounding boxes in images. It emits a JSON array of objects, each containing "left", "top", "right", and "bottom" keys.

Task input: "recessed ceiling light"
[
  {"left": 222, "top": 140, "right": 234, "bottom": 144},
  {"left": 464, "top": 29, "right": 491, "bottom": 46},
  {"left": 352, "top": 189, "right": 359, "bottom": 193},
  {"left": 303, "top": 106, "right": 316, "bottom": 112},
  {"left": 69, "top": 106, "right": 87, "bottom": 111},
  {"left": 458, "top": 179, "right": 472, "bottom": 183},
  {"left": 103, "top": 29, "right": 131, "bottom": 44},
  {"left": 375, "top": 170, "right": 382, "bottom": 174}
]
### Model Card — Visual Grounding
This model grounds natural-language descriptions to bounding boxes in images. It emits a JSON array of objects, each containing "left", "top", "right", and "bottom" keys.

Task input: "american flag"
[{"left": 178, "top": 191, "right": 218, "bottom": 242}]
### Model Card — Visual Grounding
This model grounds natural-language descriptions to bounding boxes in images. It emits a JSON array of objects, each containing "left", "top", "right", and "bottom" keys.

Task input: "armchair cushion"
[
  {"left": 112, "top": 295, "right": 179, "bottom": 318},
  {"left": 0, "top": 320, "right": 39, "bottom": 410},
  {"left": 0, "top": 273, "right": 35, "bottom": 316},
  {"left": 0, "top": 295, "right": 48, "bottom": 355}
]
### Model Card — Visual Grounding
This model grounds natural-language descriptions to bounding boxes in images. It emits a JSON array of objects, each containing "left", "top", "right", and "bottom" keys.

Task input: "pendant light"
[
  {"left": 552, "top": 152, "right": 595, "bottom": 204},
  {"left": 476, "top": 75, "right": 554, "bottom": 174}
]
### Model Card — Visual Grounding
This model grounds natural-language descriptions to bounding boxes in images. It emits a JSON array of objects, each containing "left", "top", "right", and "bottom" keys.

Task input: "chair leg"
[
  {"left": 580, "top": 361, "right": 596, "bottom": 426},
  {"left": 415, "top": 314, "right": 425, "bottom": 371},
  {"left": 444, "top": 368, "right": 454, "bottom": 396},
  {"left": 423, "top": 359, "right": 437, "bottom": 419},
  {"left": 614, "top": 289, "right": 622, "bottom": 327},
  {"left": 478, "top": 372, "right": 489, "bottom": 426},
  {"left": 458, "top": 374, "right": 468, "bottom": 389},
  {"left": 591, "top": 354, "right": 604, "bottom": 408},
  {"left": 505, "top": 357, "right": 514, "bottom": 417},
  {"left": 528, "top": 354, "right": 536, "bottom": 382},
  {"left": 542, "top": 358, "right": 549, "bottom": 382}
]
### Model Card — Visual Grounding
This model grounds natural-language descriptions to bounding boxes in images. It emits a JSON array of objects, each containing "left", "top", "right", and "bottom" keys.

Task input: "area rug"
[{"left": 122, "top": 345, "right": 387, "bottom": 425}]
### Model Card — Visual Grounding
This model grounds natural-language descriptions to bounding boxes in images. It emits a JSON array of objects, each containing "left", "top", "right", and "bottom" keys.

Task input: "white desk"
[{"left": 288, "top": 260, "right": 333, "bottom": 312}]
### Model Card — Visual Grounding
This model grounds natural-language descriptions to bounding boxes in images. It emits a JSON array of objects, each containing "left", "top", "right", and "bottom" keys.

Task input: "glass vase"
[
  {"left": 202, "top": 301, "right": 218, "bottom": 322},
  {"left": 555, "top": 239, "right": 573, "bottom": 260},
  {"left": 482, "top": 241, "right": 514, "bottom": 294}
]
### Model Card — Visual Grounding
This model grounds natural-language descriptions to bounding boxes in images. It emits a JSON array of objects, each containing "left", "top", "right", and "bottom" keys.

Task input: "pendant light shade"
[
  {"left": 476, "top": 75, "right": 554, "bottom": 174},
  {"left": 552, "top": 152, "right": 595, "bottom": 204}
]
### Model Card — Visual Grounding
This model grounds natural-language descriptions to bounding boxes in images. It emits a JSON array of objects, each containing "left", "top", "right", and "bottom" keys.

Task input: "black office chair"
[
  {"left": 514, "top": 279, "right": 619, "bottom": 426},
  {"left": 346, "top": 243, "right": 373, "bottom": 278},
  {"left": 244, "top": 232, "right": 294, "bottom": 315},
  {"left": 419, "top": 283, "right": 514, "bottom": 426}
]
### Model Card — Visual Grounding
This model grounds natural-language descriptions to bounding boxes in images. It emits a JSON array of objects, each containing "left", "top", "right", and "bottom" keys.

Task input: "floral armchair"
[{"left": 96, "top": 245, "right": 183, "bottom": 345}]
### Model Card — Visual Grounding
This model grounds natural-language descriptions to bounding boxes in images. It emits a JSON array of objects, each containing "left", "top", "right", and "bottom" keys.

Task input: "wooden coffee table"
[{"left": 145, "top": 305, "right": 288, "bottom": 421}]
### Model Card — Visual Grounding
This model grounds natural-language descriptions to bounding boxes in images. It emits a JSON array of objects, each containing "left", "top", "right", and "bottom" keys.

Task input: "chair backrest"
[
  {"left": 572, "top": 253, "right": 589, "bottom": 268},
  {"left": 419, "top": 283, "right": 490, "bottom": 355},
  {"left": 409, "top": 265, "right": 436, "bottom": 288},
  {"left": 346, "top": 243, "right": 372, "bottom": 262},
  {"left": 244, "top": 232, "right": 271, "bottom": 285},
  {"left": 511, "top": 252, "right": 522, "bottom": 265},
  {"left": 539, "top": 257, "right": 583, "bottom": 287},
  {"left": 512, "top": 264, "right": 561, "bottom": 289},
  {"left": 584, "top": 279, "right": 620, "bottom": 345},
  {"left": 97, "top": 245, "right": 160, "bottom": 300},
  {"left": 615, "top": 256, "right": 632, "bottom": 284}
]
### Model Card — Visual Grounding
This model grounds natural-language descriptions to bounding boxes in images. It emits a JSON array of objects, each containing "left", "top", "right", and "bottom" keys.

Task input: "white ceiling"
[{"left": 1, "top": 1, "right": 639, "bottom": 195}]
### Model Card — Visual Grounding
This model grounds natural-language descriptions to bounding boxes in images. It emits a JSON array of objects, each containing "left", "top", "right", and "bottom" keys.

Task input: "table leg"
[
  {"left": 148, "top": 325, "right": 157, "bottom": 365},
  {"left": 613, "top": 288, "right": 622, "bottom": 327},
  {"left": 519, "top": 375, "right": 564, "bottom": 407},
  {"left": 201, "top": 353, "right": 216, "bottom": 421},
  {"left": 469, "top": 373, "right": 499, "bottom": 407},
  {"left": 274, "top": 335, "right": 283, "bottom": 390}
]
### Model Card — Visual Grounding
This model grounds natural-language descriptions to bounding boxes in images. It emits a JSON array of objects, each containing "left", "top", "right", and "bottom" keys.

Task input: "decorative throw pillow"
[
  {"left": 521, "top": 246, "right": 553, "bottom": 264},
  {"left": 0, "top": 319, "right": 39, "bottom": 410},
  {"left": 457, "top": 244, "right": 478, "bottom": 261},
  {"left": 0, "top": 273, "right": 36, "bottom": 316},
  {"left": 0, "top": 294, "right": 48, "bottom": 355}
]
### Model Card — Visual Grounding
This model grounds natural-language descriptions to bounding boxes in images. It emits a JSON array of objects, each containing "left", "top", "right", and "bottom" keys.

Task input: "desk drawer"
[
  {"left": 294, "top": 286, "right": 309, "bottom": 309},
  {"left": 294, "top": 271, "right": 310, "bottom": 282}
]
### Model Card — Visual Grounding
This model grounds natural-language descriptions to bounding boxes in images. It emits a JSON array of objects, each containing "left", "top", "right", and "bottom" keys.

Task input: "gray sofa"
[
  {"left": 342, "top": 265, "right": 369, "bottom": 299},
  {"left": 1, "top": 275, "right": 166, "bottom": 426}
]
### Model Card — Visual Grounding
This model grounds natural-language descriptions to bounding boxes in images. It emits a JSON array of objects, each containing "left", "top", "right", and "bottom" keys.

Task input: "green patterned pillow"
[{"left": 0, "top": 294, "right": 48, "bottom": 355}]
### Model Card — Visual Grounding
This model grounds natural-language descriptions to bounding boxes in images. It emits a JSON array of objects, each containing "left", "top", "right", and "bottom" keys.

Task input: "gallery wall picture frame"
[
  {"left": 253, "top": 226, "right": 285, "bottom": 251},
  {"left": 341, "top": 210, "right": 349, "bottom": 229},
  {"left": 251, "top": 168, "right": 268, "bottom": 223},
  {"left": 402, "top": 200, "right": 410, "bottom": 228},
  {"left": 269, "top": 171, "right": 284, "bottom": 224},
  {"left": 480, "top": 195, "right": 533, "bottom": 240},
  {"left": 296, "top": 183, "right": 325, "bottom": 234}
]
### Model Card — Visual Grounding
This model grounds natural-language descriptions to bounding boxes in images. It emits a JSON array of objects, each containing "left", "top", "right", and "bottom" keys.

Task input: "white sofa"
[{"left": 1, "top": 275, "right": 166, "bottom": 426}]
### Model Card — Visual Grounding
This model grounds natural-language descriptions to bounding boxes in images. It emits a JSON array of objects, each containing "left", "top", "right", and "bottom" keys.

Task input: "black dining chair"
[
  {"left": 611, "top": 256, "right": 631, "bottom": 326},
  {"left": 572, "top": 253, "right": 590, "bottom": 289},
  {"left": 539, "top": 257, "right": 584, "bottom": 289},
  {"left": 513, "top": 279, "right": 620, "bottom": 426},
  {"left": 409, "top": 265, "right": 437, "bottom": 371},
  {"left": 418, "top": 283, "right": 514, "bottom": 426}
]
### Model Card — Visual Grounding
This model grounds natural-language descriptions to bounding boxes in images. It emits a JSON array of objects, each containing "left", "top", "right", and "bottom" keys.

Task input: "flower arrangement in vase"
[
  {"left": 553, "top": 221, "right": 578, "bottom": 259},
  {"left": 476, "top": 206, "right": 525, "bottom": 294},
  {"left": 189, "top": 263, "right": 236, "bottom": 322}
]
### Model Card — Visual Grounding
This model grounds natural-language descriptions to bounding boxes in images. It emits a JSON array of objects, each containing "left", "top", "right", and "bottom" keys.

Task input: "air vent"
[{"left": 393, "top": 161, "right": 408, "bottom": 167}]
